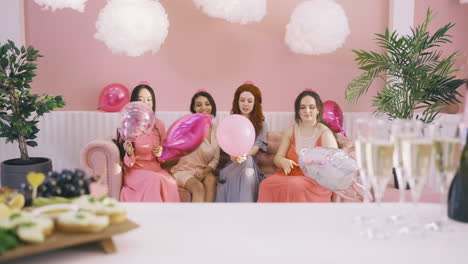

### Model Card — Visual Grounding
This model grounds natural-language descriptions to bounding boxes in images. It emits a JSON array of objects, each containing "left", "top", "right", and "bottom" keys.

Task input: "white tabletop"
[{"left": 8, "top": 203, "right": 468, "bottom": 264}]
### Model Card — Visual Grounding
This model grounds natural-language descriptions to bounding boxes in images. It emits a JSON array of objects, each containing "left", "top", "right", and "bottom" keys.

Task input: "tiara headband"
[
  {"left": 138, "top": 81, "right": 151, "bottom": 86},
  {"left": 196, "top": 89, "right": 207, "bottom": 93},
  {"left": 304, "top": 88, "right": 315, "bottom": 92},
  {"left": 244, "top": 81, "right": 254, "bottom": 85}
]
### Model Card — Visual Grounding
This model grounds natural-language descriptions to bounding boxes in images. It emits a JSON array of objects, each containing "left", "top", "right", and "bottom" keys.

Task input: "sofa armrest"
[{"left": 80, "top": 138, "right": 123, "bottom": 200}]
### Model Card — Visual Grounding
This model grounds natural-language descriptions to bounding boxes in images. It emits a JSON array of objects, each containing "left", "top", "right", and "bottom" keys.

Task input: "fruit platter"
[{"left": 0, "top": 170, "right": 138, "bottom": 262}]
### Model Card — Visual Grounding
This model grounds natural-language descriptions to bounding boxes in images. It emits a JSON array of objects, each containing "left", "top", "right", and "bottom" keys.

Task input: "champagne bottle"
[{"left": 448, "top": 82, "right": 468, "bottom": 222}]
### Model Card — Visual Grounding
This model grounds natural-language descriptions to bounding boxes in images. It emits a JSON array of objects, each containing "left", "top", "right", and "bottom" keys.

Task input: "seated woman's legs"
[
  {"left": 185, "top": 177, "right": 205, "bottom": 202},
  {"left": 202, "top": 174, "right": 217, "bottom": 202}
]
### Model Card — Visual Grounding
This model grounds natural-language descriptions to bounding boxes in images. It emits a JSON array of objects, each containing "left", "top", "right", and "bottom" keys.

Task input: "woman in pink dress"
[
  {"left": 171, "top": 90, "right": 220, "bottom": 202},
  {"left": 117, "top": 84, "right": 180, "bottom": 202},
  {"left": 257, "top": 90, "right": 338, "bottom": 203}
]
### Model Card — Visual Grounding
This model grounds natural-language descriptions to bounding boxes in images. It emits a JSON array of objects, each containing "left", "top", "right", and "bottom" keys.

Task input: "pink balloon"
[
  {"left": 216, "top": 115, "right": 255, "bottom": 157},
  {"left": 160, "top": 114, "right": 212, "bottom": 161},
  {"left": 322, "top": 100, "right": 345, "bottom": 136},
  {"left": 119, "top": 102, "right": 155, "bottom": 141},
  {"left": 98, "top": 83, "right": 130, "bottom": 112}
]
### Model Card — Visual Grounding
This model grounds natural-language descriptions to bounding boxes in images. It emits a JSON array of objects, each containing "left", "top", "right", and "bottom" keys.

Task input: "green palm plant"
[{"left": 345, "top": 9, "right": 465, "bottom": 123}]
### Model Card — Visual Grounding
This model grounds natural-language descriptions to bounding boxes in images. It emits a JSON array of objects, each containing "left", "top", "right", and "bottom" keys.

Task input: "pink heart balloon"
[
  {"left": 98, "top": 83, "right": 130, "bottom": 112},
  {"left": 160, "top": 114, "right": 212, "bottom": 161},
  {"left": 216, "top": 115, "right": 255, "bottom": 157},
  {"left": 322, "top": 100, "right": 345, "bottom": 136}
]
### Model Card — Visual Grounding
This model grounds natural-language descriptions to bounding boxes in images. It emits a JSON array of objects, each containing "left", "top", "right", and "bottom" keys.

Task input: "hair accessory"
[
  {"left": 244, "top": 81, "right": 254, "bottom": 85},
  {"left": 196, "top": 89, "right": 207, "bottom": 93},
  {"left": 138, "top": 81, "right": 151, "bottom": 86},
  {"left": 304, "top": 88, "right": 315, "bottom": 92}
]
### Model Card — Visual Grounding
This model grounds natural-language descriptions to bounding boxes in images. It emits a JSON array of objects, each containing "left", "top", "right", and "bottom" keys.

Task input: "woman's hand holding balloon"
[
  {"left": 124, "top": 141, "right": 134, "bottom": 156},
  {"left": 231, "top": 155, "right": 247, "bottom": 164},
  {"left": 152, "top": 146, "right": 163, "bottom": 158}
]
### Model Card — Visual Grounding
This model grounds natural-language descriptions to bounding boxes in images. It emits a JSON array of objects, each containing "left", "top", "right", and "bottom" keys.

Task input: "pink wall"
[
  {"left": 24, "top": 0, "right": 467, "bottom": 112},
  {"left": 415, "top": 0, "right": 468, "bottom": 80},
  {"left": 415, "top": 0, "right": 468, "bottom": 113}
]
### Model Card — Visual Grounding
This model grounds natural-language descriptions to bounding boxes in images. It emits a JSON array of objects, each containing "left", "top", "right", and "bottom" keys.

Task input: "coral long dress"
[{"left": 257, "top": 127, "right": 332, "bottom": 203}]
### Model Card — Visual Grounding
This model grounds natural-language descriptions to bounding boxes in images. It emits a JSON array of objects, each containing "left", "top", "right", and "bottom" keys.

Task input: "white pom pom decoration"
[
  {"left": 94, "top": 0, "right": 169, "bottom": 57},
  {"left": 285, "top": 0, "right": 350, "bottom": 55},
  {"left": 33, "top": 0, "right": 89, "bottom": 12},
  {"left": 193, "top": 0, "right": 266, "bottom": 24}
]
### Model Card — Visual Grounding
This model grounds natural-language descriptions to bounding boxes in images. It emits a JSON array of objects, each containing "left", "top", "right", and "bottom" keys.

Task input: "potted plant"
[
  {"left": 345, "top": 9, "right": 465, "bottom": 189},
  {"left": 0, "top": 40, "right": 65, "bottom": 189},
  {"left": 345, "top": 9, "right": 465, "bottom": 123}
]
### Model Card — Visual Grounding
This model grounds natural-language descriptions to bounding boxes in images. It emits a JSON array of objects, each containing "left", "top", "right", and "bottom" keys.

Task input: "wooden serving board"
[{"left": 0, "top": 219, "right": 139, "bottom": 262}]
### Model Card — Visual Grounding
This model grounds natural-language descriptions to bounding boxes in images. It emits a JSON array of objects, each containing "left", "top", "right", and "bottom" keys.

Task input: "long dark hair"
[
  {"left": 114, "top": 84, "right": 160, "bottom": 161},
  {"left": 231, "top": 84, "right": 265, "bottom": 137},
  {"left": 294, "top": 90, "right": 337, "bottom": 141},
  {"left": 190, "top": 91, "right": 217, "bottom": 117},
  {"left": 131, "top": 84, "right": 156, "bottom": 111},
  {"left": 294, "top": 90, "right": 324, "bottom": 124}
]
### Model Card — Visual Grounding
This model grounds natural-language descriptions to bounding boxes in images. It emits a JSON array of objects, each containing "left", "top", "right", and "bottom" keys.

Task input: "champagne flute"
[
  {"left": 390, "top": 119, "right": 418, "bottom": 223},
  {"left": 366, "top": 119, "right": 395, "bottom": 205},
  {"left": 426, "top": 121, "right": 462, "bottom": 232},
  {"left": 363, "top": 118, "right": 395, "bottom": 239},
  {"left": 400, "top": 121, "right": 433, "bottom": 236},
  {"left": 353, "top": 118, "right": 373, "bottom": 226}
]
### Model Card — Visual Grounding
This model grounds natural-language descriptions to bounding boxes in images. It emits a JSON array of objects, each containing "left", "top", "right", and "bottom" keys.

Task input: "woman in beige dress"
[{"left": 171, "top": 90, "right": 220, "bottom": 202}]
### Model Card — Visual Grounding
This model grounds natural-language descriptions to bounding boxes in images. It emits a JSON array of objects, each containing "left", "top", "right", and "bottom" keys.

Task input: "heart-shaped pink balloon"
[{"left": 322, "top": 100, "right": 345, "bottom": 136}]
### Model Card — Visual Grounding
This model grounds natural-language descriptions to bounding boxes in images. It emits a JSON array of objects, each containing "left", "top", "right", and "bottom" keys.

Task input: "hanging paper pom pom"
[
  {"left": 95, "top": 0, "right": 169, "bottom": 57},
  {"left": 193, "top": 0, "right": 266, "bottom": 24},
  {"left": 33, "top": 0, "right": 89, "bottom": 12},
  {"left": 285, "top": 0, "right": 350, "bottom": 55}
]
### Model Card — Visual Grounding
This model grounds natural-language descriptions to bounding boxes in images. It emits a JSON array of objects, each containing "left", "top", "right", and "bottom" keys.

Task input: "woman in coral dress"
[
  {"left": 257, "top": 90, "right": 338, "bottom": 202},
  {"left": 117, "top": 84, "right": 180, "bottom": 202}
]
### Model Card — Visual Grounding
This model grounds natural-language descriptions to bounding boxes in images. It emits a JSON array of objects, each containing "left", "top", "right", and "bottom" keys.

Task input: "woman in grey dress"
[{"left": 216, "top": 82, "right": 268, "bottom": 202}]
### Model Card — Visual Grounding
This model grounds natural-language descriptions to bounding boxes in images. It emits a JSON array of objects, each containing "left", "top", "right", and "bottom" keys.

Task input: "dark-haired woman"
[
  {"left": 117, "top": 83, "right": 180, "bottom": 202},
  {"left": 258, "top": 90, "right": 338, "bottom": 203},
  {"left": 171, "top": 90, "right": 220, "bottom": 202}
]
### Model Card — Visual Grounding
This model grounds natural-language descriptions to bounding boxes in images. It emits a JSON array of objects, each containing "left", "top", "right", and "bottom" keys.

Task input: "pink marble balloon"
[
  {"left": 216, "top": 115, "right": 255, "bottom": 157},
  {"left": 322, "top": 100, "right": 345, "bottom": 136},
  {"left": 160, "top": 114, "right": 212, "bottom": 161},
  {"left": 299, "top": 147, "right": 358, "bottom": 191},
  {"left": 98, "top": 83, "right": 130, "bottom": 112},
  {"left": 119, "top": 102, "right": 155, "bottom": 141}
]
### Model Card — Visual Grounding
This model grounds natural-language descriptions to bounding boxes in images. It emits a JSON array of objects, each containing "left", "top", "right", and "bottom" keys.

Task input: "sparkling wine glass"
[
  {"left": 400, "top": 120, "right": 433, "bottom": 236},
  {"left": 426, "top": 121, "right": 462, "bottom": 232},
  {"left": 353, "top": 118, "right": 373, "bottom": 226},
  {"left": 362, "top": 118, "right": 395, "bottom": 239},
  {"left": 390, "top": 119, "right": 418, "bottom": 223},
  {"left": 366, "top": 119, "right": 395, "bottom": 205}
]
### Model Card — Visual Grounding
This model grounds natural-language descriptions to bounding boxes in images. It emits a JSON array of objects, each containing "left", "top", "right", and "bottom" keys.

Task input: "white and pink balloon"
[
  {"left": 299, "top": 147, "right": 357, "bottom": 191},
  {"left": 119, "top": 102, "right": 156, "bottom": 141}
]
